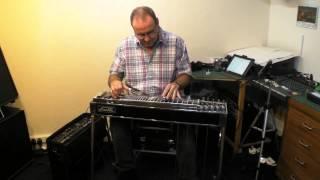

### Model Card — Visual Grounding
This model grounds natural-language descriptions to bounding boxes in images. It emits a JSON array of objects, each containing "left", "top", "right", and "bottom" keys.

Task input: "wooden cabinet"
[{"left": 277, "top": 98, "right": 320, "bottom": 180}]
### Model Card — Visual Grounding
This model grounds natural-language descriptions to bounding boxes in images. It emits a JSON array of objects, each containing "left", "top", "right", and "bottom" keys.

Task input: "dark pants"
[{"left": 110, "top": 117, "right": 198, "bottom": 180}]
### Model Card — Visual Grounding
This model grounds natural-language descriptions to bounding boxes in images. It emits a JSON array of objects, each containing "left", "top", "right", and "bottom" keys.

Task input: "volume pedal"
[{"left": 307, "top": 91, "right": 320, "bottom": 105}]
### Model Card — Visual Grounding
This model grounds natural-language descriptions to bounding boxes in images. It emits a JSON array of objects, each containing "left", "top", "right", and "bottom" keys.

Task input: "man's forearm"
[
  {"left": 174, "top": 73, "right": 192, "bottom": 89},
  {"left": 108, "top": 74, "right": 122, "bottom": 87}
]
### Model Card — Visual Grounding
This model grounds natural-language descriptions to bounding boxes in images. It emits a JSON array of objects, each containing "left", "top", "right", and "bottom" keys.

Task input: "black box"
[
  {"left": 0, "top": 106, "right": 32, "bottom": 180},
  {"left": 307, "top": 91, "right": 320, "bottom": 105},
  {"left": 47, "top": 113, "right": 107, "bottom": 180}
]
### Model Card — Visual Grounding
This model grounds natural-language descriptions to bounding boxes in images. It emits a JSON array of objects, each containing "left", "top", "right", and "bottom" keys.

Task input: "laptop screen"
[{"left": 226, "top": 55, "right": 254, "bottom": 77}]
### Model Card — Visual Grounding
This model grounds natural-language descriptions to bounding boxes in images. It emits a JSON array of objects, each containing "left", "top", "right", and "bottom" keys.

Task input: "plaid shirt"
[{"left": 110, "top": 28, "right": 191, "bottom": 96}]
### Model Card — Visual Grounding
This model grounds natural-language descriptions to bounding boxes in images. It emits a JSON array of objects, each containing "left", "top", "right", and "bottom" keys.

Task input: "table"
[{"left": 192, "top": 70, "right": 247, "bottom": 154}]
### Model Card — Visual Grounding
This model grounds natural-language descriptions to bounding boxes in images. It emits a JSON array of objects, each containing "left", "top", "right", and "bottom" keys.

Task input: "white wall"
[
  {"left": 0, "top": 0, "right": 270, "bottom": 137},
  {"left": 268, "top": 0, "right": 320, "bottom": 81}
]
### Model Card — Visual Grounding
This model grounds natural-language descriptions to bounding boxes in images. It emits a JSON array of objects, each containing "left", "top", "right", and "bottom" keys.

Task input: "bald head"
[
  {"left": 130, "top": 6, "right": 159, "bottom": 27},
  {"left": 130, "top": 6, "right": 160, "bottom": 48}
]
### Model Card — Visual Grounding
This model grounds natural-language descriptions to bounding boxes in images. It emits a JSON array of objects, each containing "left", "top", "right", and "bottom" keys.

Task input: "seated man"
[{"left": 108, "top": 6, "right": 198, "bottom": 180}]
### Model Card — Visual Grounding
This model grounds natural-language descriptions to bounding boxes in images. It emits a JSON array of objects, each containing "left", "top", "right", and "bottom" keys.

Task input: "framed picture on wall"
[{"left": 296, "top": 5, "right": 319, "bottom": 29}]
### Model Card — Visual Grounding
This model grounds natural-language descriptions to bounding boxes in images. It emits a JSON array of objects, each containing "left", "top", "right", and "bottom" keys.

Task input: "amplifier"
[
  {"left": 47, "top": 113, "right": 107, "bottom": 180},
  {"left": 0, "top": 107, "right": 32, "bottom": 180}
]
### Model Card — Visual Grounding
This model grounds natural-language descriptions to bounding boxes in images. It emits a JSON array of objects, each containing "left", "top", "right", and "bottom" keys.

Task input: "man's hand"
[
  {"left": 162, "top": 74, "right": 191, "bottom": 100},
  {"left": 161, "top": 82, "right": 181, "bottom": 100},
  {"left": 110, "top": 80, "right": 129, "bottom": 98}
]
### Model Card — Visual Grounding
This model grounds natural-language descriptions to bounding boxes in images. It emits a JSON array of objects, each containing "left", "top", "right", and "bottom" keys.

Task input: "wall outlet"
[{"left": 30, "top": 135, "right": 49, "bottom": 150}]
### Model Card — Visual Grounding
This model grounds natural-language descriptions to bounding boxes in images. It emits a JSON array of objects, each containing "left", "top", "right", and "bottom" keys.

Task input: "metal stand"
[
  {"left": 240, "top": 96, "right": 276, "bottom": 148},
  {"left": 0, "top": 106, "right": 5, "bottom": 119},
  {"left": 109, "top": 115, "right": 226, "bottom": 180},
  {"left": 240, "top": 61, "right": 276, "bottom": 180},
  {"left": 240, "top": 79, "right": 275, "bottom": 180},
  {"left": 254, "top": 80, "right": 273, "bottom": 180},
  {"left": 90, "top": 114, "right": 95, "bottom": 180}
]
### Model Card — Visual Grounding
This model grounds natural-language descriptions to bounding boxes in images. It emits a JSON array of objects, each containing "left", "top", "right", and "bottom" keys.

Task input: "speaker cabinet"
[
  {"left": 47, "top": 113, "right": 107, "bottom": 180},
  {"left": 0, "top": 106, "right": 32, "bottom": 180}
]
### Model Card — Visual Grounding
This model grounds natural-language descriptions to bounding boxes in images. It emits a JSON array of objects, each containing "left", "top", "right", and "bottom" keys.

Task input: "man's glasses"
[{"left": 135, "top": 26, "right": 159, "bottom": 40}]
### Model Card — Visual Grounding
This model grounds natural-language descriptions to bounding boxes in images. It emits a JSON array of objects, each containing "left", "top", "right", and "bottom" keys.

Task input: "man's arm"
[
  {"left": 161, "top": 36, "right": 192, "bottom": 99},
  {"left": 108, "top": 74, "right": 121, "bottom": 87},
  {"left": 174, "top": 73, "right": 192, "bottom": 89},
  {"left": 108, "top": 74, "right": 128, "bottom": 98},
  {"left": 162, "top": 73, "right": 192, "bottom": 99}
]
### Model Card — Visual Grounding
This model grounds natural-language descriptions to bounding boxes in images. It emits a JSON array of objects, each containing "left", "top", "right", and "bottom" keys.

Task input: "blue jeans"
[{"left": 110, "top": 117, "right": 198, "bottom": 180}]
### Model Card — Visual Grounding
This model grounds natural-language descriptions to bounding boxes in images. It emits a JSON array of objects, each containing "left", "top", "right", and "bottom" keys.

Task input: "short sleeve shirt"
[{"left": 110, "top": 28, "right": 191, "bottom": 96}]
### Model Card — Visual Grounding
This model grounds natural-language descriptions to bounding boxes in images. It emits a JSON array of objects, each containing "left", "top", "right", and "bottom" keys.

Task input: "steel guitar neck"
[{"left": 92, "top": 94, "right": 227, "bottom": 114}]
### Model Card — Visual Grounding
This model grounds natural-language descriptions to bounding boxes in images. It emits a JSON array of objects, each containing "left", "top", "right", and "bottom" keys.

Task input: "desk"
[{"left": 192, "top": 70, "right": 247, "bottom": 154}]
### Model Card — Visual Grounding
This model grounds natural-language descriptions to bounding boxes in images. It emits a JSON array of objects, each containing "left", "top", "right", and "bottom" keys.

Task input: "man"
[{"left": 108, "top": 6, "right": 197, "bottom": 180}]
